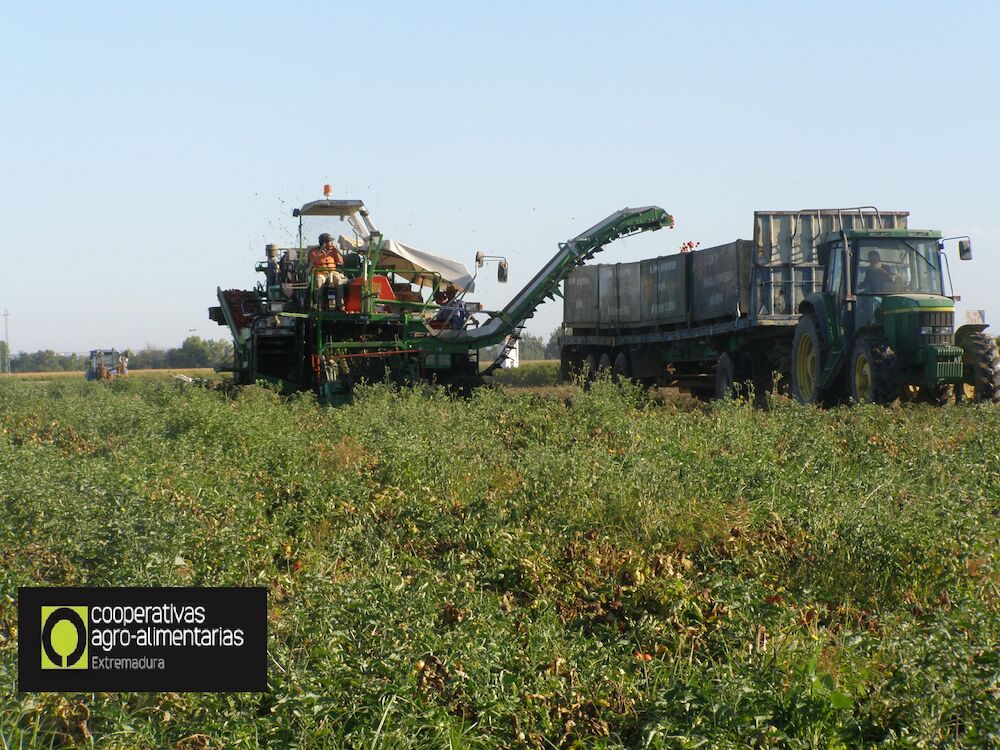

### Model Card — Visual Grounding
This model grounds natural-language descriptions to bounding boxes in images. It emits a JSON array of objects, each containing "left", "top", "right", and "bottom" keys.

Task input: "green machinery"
[
  {"left": 209, "top": 195, "right": 672, "bottom": 402},
  {"left": 792, "top": 220, "right": 999, "bottom": 404},
  {"left": 559, "top": 208, "right": 998, "bottom": 406}
]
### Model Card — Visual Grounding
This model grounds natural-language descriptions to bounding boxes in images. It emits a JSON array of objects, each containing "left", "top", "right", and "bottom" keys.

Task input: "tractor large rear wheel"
[
  {"left": 849, "top": 334, "right": 898, "bottom": 405},
  {"left": 791, "top": 315, "right": 825, "bottom": 404},
  {"left": 961, "top": 332, "right": 1000, "bottom": 403}
]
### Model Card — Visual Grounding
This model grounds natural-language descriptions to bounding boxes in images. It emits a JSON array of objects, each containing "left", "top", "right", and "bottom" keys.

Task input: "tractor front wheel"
[
  {"left": 791, "top": 315, "right": 825, "bottom": 404},
  {"left": 961, "top": 332, "right": 1000, "bottom": 403},
  {"left": 849, "top": 334, "right": 898, "bottom": 405}
]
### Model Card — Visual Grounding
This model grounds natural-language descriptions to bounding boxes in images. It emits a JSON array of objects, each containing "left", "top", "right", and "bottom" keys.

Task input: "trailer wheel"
[
  {"left": 849, "top": 334, "right": 898, "bottom": 405},
  {"left": 612, "top": 352, "right": 630, "bottom": 382},
  {"left": 961, "top": 332, "right": 1000, "bottom": 403},
  {"left": 791, "top": 315, "right": 825, "bottom": 404},
  {"left": 750, "top": 353, "right": 776, "bottom": 406},
  {"left": 598, "top": 352, "right": 613, "bottom": 375},
  {"left": 715, "top": 352, "right": 753, "bottom": 400},
  {"left": 559, "top": 352, "right": 573, "bottom": 383}
]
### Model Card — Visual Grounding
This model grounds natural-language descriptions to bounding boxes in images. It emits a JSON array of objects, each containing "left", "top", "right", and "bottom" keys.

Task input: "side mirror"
[
  {"left": 475, "top": 251, "right": 485, "bottom": 268},
  {"left": 498, "top": 261, "right": 509, "bottom": 283},
  {"left": 959, "top": 238, "right": 972, "bottom": 260}
]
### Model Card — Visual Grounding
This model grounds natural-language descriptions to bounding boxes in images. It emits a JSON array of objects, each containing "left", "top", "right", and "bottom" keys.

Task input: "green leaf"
[{"left": 830, "top": 691, "right": 853, "bottom": 710}]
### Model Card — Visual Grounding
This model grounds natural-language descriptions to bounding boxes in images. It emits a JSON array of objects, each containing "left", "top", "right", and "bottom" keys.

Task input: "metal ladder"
[{"left": 482, "top": 320, "right": 527, "bottom": 374}]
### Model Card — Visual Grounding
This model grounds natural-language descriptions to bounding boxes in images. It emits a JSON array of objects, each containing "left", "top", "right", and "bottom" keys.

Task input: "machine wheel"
[
  {"left": 715, "top": 352, "right": 752, "bottom": 400},
  {"left": 690, "top": 386, "right": 714, "bottom": 403},
  {"left": 583, "top": 353, "right": 598, "bottom": 382},
  {"left": 849, "top": 334, "right": 898, "bottom": 405},
  {"left": 961, "top": 332, "right": 1000, "bottom": 403},
  {"left": 611, "top": 352, "right": 630, "bottom": 382},
  {"left": 559, "top": 352, "right": 573, "bottom": 383},
  {"left": 750, "top": 353, "right": 776, "bottom": 406},
  {"left": 791, "top": 315, "right": 825, "bottom": 404},
  {"left": 597, "top": 352, "right": 613, "bottom": 375}
]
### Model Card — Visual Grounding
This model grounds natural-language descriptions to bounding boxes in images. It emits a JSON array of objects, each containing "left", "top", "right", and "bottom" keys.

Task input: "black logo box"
[{"left": 19, "top": 587, "right": 267, "bottom": 692}]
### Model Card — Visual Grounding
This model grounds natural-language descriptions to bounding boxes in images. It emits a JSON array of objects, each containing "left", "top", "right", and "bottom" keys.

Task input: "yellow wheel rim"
[
  {"left": 854, "top": 353, "right": 873, "bottom": 402},
  {"left": 797, "top": 332, "right": 816, "bottom": 398}
]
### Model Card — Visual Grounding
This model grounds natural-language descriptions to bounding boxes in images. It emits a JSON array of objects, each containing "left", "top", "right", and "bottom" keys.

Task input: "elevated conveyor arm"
[{"left": 432, "top": 206, "right": 673, "bottom": 351}]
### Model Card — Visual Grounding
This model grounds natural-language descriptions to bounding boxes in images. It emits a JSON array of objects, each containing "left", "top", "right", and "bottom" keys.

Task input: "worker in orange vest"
[{"left": 310, "top": 233, "right": 347, "bottom": 311}]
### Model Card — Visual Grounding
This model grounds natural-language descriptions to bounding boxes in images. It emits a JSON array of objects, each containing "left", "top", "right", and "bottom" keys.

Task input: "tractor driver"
[
  {"left": 862, "top": 250, "right": 899, "bottom": 294},
  {"left": 310, "top": 233, "right": 347, "bottom": 311}
]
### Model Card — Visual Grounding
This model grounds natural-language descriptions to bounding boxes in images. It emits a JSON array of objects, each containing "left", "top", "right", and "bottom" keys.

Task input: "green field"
[{"left": 1, "top": 378, "right": 998, "bottom": 748}]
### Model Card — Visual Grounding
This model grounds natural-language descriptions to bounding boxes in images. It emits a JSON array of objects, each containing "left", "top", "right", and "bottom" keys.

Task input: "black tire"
[
  {"left": 597, "top": 352, "right": 613, "bottom": 375},
  {"left": 750, "top": 353, "right": 775, "bottom": 407},
  {"left": 583, "top": 353, "right": 598, "bottom": 382},
  {"left": 559, "top": 352, "right": 573, "bottom": 383},
  {"left": 849, "top": 334, "right": 898, "bottom": 405},
  {"left": 690, "top": 386, "right": 714, "bottom": 403},
  {"left": 961, "top": 332, "right": 1000, "bottom": 404},
  {"left": 791, "top": 315, "right": 825, "bottom": 404},
  {"left": 715, "top": 352, "right": 753, "bottom": 400},
  {"left": 612, "top": 352, "right": 630, "bottom": 382}
]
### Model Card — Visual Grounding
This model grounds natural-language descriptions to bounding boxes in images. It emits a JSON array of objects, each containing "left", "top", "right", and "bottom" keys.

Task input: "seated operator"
[
  {"left": 432, "top": 287, "right": 468, "bottom": 329},
  {"left": 309, "top": 233, "right": 347, "bottom": 311},
  {"left": 862, "top": 250, "right": 899, "bottom": 294}
]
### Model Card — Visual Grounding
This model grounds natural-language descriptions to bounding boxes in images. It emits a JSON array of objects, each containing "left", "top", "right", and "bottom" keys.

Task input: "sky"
[{"left": 2, "top": 1, "right": 998, "bottom": 353}]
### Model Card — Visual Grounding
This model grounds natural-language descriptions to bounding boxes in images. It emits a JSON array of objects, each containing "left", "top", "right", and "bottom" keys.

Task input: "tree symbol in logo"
[{"left": 41, "top": 607, "right": 88, "bottom": 669}]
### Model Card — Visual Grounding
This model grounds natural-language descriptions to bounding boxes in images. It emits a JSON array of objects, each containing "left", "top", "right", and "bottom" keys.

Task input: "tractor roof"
[
  {"left": 293, "top": 199, "right": 365, "bottom": 217},
  {"left": 818, "top": 228, "right": 943, "bottom": 243}
]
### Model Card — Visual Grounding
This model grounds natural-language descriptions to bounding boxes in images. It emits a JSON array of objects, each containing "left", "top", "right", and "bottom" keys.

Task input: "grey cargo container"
[
  {"left": 595, "top": 263, "right": 642, "bottom": 326},
  {"left": 564, "top": 265, "right": 600, "bottom": 326},
  {"left": 689, "top": 241, "right": 753, "bottom": 322},
  {"left": 639, "top": 255, "right": 687, "bottom": 324}
]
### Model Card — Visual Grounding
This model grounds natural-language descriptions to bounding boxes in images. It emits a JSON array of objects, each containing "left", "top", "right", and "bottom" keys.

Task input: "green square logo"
[{"left": 40, "top": 606, "right": 88, "bottom": 669}]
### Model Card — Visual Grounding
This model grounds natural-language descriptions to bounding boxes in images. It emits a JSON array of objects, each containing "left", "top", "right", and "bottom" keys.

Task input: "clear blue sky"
[{"left": 2, "top": 1, "right": 998, "bottom": 352}]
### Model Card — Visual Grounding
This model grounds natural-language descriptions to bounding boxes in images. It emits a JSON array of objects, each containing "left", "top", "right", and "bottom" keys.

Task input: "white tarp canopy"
[{"left": 339, "top": 235, "right": 475, "bottom": 291}]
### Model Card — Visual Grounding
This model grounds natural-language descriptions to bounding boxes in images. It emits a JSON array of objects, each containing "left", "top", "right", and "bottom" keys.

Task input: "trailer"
[
  {"left": 560, "top": 208, "right": 1000, "bottom": 405},
  {"left": 210, "top": 191, "right": 673, "bottom": 403}
]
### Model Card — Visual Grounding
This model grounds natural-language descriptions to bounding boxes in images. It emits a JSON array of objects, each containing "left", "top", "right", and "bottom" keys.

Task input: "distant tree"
[
  {"left": 544, "top": 329, "right": 561, "bottom": 360},
  {"left": 4, "top": 337, "right": 233, "bottom": 372},
  {"left": 518, "top": 333, "right": 546, "bottom": 361}
]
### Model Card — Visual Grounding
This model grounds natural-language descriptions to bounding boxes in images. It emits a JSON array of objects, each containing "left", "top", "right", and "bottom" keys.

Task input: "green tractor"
[{"left": 791, "top": 223, "right": 999, "bottom": 405}]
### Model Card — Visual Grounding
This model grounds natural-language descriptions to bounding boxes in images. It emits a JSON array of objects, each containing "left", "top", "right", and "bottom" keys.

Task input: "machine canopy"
[{"left": 341, "top": 236, "right": 475, "bottom": 291}]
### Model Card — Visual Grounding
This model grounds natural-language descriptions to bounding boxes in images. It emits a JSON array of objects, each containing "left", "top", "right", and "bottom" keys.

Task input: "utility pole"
[{"left": 3, "top": 309, "right": 9, "bottom": 376}]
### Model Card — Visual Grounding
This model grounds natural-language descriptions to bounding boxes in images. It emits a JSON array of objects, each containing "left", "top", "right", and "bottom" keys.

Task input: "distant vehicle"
[
  {"left": 86, "top": 349, "right": 127, "bottom": 381},
  {"left": 560, "top": 208, "right": 999, "bottom": 405}
]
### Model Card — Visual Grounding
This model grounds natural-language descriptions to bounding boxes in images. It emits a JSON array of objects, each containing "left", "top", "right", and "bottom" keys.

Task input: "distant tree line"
[
  {"left": 0, "top": 336, "right": 233, "bottom": 373},
  {"left": 480, "top": 329, "right": 562, "bottom": 363}
]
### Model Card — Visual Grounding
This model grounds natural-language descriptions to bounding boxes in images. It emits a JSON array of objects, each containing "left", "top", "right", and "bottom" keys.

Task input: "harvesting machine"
[
  {"left": 86, "top": 349, "right": 127, "bottom": 381},
  {"left": 209, "top": 191, "right": 673, "bottom": 402}
]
